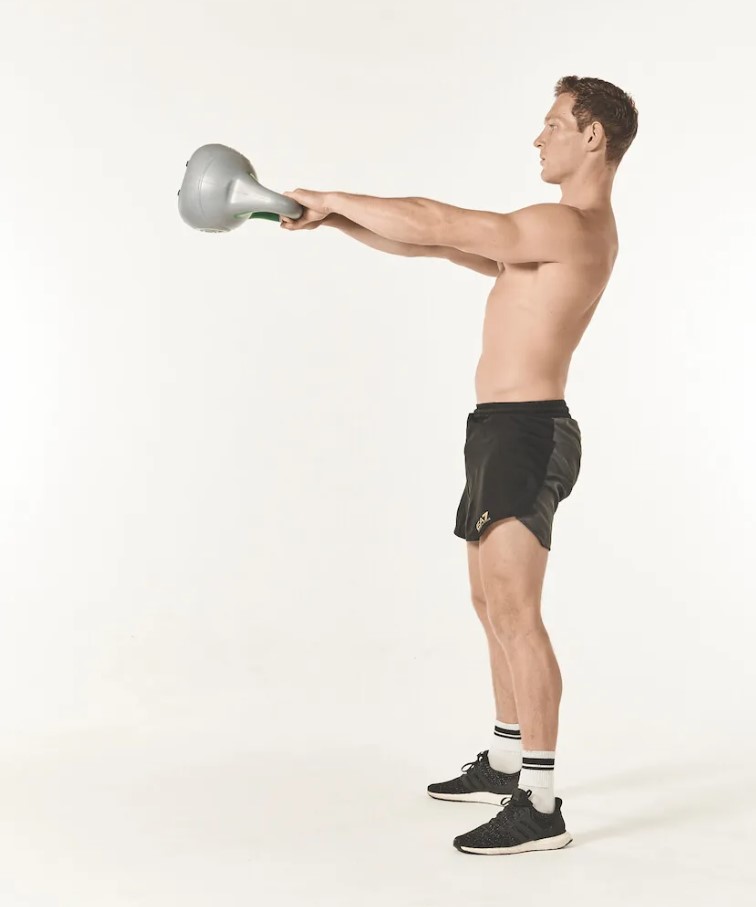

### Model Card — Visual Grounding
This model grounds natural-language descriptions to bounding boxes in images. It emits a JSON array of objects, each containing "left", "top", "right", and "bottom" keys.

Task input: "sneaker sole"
[
  {"left": 455, "top": 832, "right": 573, "bottom": 855},
  {"left": 427, "top": 790, "right": 513, "bottom": 805}
]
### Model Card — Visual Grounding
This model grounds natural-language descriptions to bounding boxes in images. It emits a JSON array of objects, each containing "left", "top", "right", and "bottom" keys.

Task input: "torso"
[{"left": 475, "top": 205, "right": 618, "bottom": 403}]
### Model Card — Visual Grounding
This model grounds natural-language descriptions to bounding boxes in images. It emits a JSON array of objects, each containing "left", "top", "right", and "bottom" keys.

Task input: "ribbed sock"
[
  {"left": 518, "top": 749, "right": 556, "bottom": 814},
  {"left": 487, "top": 720, "right": 522, "bottom": 774}
]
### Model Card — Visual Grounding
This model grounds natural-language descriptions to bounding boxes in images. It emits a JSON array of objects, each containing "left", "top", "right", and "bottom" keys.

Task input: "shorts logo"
[{"left": 476, "top": 511, "right": 491, "bottom": 532}]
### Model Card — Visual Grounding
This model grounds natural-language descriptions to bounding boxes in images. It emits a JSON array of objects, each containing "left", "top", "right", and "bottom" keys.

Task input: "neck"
[{"left": 558, "top": 164, "right": 616, "bottom": 209}]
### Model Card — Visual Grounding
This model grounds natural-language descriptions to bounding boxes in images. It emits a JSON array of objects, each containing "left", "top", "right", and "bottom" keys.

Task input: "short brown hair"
[{"left": 554, "top": 76, "right": 638, "bottom": 167}]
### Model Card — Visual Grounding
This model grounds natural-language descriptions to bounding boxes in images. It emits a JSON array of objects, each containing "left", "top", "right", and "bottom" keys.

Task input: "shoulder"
[
  {"left": 441, "top": 200, "right": 588, "bottom": 265},
  {"left": 510, "top": 202, "right": 585, "bottom": 230},
  {"left": 508, "top": 203, "right": 593, "bottom": 256}
]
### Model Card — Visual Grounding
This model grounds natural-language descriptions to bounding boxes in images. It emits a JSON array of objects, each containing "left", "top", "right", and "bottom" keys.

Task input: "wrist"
[{"left": 324, "top": 191, "right": 345, "bottom": 215}]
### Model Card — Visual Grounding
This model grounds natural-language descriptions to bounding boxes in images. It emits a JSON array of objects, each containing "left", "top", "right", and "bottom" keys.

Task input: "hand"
[{"left": 280, "top": 189, "right": 330, "bottom": 231}]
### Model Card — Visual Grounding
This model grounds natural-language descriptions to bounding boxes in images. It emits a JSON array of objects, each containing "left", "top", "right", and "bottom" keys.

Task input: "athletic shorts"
[{"left": 453, "top": 399, "right": 581, "bottom": 550}]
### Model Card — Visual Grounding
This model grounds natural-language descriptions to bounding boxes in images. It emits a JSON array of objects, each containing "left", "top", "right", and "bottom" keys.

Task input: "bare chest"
[{"left": 484, "top": 256, "right": 611, "bottom": 345}]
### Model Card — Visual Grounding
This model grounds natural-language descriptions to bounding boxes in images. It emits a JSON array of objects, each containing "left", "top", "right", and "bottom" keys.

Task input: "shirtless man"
[{"left": 280, "top": 75, "right": 638, "bottom": 855}]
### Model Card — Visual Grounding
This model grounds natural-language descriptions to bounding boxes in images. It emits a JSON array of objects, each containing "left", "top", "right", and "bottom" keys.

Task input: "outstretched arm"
[
  {"left": 325, "top": 192, "right": 585, "bottom": 264},
  {"left": 325, "top": 192, "right": 437, "bottom": 246},
  {"left": 321, "top": 213, "right": 436, "bottom": 257},
  {"left": 322, "top": 214, "right": 499, "bottom": 276},
  {"left": 279, "top": 188, "right": 499, "bottom": 275}
]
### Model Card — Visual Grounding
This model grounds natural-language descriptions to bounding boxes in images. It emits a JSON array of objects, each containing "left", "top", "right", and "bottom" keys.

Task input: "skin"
[{"left": 280, "top": 92, "right": 621, "bottom": 771}]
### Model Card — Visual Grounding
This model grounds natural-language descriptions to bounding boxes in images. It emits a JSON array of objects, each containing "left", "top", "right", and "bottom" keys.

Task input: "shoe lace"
[
  {"left": 460, "top": 751, "right": 487, "bottom": 775},
  {"left": 491, "top": 789, "right": 534, "bottom": 826}
]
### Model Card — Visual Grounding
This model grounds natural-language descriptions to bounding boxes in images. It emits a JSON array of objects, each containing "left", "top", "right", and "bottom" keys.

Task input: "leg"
[
  {"left": 465, "top": 540, "right": 518, "bottom": 724},
  {"left": 477, "top": 517, "right": 562, "bottom": 752}
]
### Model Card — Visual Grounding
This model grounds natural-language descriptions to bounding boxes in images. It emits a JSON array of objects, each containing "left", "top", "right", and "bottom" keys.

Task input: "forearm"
[
  {"left": 325, "top": 191, "right": 461, "bottom": 246},
  {"left": 322, "top": 213, "right": 435, "bottom": 257}
]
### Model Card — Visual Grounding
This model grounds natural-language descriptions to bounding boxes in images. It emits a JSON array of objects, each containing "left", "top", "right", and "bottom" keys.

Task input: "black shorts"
[{"left": 453, "top": 399, "right": 581, "bottom": 550}]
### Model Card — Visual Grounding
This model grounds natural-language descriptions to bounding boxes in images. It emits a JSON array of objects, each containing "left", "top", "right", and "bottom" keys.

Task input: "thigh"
[
  {"left": 478, "top": 516, "right": 549, "bottom": 614},
  {"left": 465, "top": 540, "right": 486, "bottom": 607}
]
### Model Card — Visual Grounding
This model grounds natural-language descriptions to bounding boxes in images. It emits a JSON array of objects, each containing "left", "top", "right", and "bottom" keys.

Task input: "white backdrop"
[{"left": 0, "top": 0, "right": 754, "bottom": 904}]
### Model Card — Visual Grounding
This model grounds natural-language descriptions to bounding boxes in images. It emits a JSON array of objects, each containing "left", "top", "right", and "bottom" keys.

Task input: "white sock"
[
  {"left": 487, "top": 720, "right": 522, "bottom": 774},
  {"left": 518, "top": 749, "right": 556, "bottom": 814}
]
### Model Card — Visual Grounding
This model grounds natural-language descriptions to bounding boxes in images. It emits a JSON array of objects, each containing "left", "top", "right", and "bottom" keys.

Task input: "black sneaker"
[
  {"left": 427, "top": 750, "right": 521, "bottom": 805},
  {"left": 453, "top": 787, "right": 573, "bottom": 855}
]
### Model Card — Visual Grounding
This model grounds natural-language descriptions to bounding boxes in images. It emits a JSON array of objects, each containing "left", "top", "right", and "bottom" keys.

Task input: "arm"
[
  {"left": 325, "top": 193, "right": 586, "bottom": 264},
  {"left": 322, "top": 213, "right": 500, "bottom": 276},
  {"left": 321, "top": 213, "right": 431, "bottom": 257}
]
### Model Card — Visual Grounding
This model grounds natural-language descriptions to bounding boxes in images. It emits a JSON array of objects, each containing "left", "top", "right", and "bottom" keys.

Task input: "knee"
[
  {"left": 471, "top": 594, "right": 489, "bottom": 623},
  {"left": 486, "top": 597, "right": 543, "bottom": 641}
]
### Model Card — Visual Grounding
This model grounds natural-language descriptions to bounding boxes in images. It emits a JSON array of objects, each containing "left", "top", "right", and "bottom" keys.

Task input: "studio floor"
[{"left": 0, "top": 726, "right": 752, "bottom": 906}]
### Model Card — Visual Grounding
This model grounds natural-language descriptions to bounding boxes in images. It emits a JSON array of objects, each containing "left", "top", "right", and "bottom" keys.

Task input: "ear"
[{"left": 586, "top": 120, "right": 605, "bottom": 150}]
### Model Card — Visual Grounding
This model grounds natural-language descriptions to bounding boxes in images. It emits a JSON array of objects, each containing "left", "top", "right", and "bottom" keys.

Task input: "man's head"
[{"left": 534, "top": 76, "right": 638, "bottom": 185}]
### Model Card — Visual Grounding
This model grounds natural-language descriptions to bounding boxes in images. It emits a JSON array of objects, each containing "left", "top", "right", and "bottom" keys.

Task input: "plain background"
[{"left": 1, "top": 0, "right": 754, "bottom": 903}]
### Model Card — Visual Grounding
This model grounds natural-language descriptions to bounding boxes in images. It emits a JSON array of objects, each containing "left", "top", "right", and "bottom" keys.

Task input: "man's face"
[{"left": 533, "top": 93, "right": 584, "bottom": 184}]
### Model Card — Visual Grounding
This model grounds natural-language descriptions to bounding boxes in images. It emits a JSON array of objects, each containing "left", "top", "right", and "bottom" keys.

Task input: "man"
[{"left": 280, "top": 75, "right": 638, "bottom": 855}]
